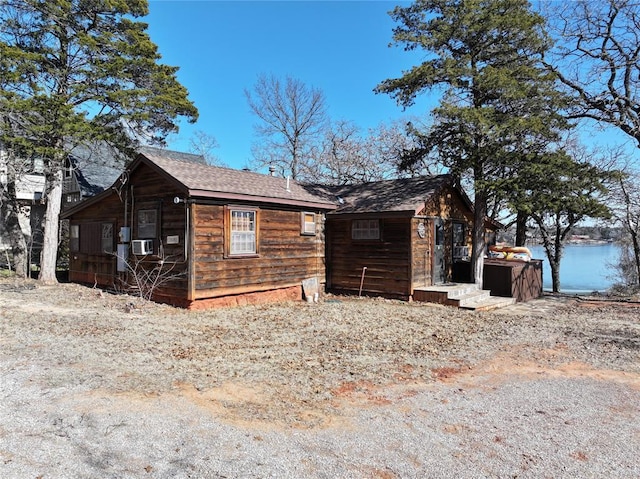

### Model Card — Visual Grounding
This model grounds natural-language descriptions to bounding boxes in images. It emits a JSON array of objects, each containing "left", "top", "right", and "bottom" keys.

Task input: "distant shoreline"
[{"left": 526, "top": 239, "right": 617, "bottom": 247}]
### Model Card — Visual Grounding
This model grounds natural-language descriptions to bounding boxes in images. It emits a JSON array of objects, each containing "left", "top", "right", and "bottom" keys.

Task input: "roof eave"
[
  {"left": 188, "top": 189, "right": 337, "bottom": 210},
  {"left": 327, "top": 209, "right": 417, "bottom": 218}
]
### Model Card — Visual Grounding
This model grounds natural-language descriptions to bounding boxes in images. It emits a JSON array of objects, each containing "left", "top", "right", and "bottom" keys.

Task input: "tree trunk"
[
  {"left": 630, "top": 229, "right": 640, "bottom": 286},
  {"left": 550, "top": 233, "right": 563, "bottom": 293},
  {"left": 0, "top": 187, "right": 29, "bottom": 278},
  {"left": 532, "top": 214, "right": 561, "bottom": 293},
  {"left": 515, "top": 211, "right": 528, "bottom": 247},
  {"left": 38, "top": 168, "right": 63, "bottom": 284},
  {"left": 549, "top": 258, "right": 561, "bottom": 293},
  {"left": 471, "top": 188, "right": 488, "bottom": 287}
]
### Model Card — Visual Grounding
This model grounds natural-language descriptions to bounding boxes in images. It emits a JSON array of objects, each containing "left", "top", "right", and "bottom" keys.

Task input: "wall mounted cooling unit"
[{"left": 131, "top": 239, "right": 153, "bottom": 255}]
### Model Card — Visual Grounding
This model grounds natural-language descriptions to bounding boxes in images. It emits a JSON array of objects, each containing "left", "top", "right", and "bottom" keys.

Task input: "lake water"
[{"left": 528, "top": 243, "right": 621, "bottom": 293}]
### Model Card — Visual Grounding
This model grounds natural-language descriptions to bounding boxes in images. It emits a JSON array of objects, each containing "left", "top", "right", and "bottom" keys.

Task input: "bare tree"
[
  {"left": 0, "top": 138, "right": 43, "bottom": 277},
  {"left": 188, "top": 130, "right": 225, "bottom": 166},
  {"left": 113, "top": 248, "right": 186, "bottom": 302},
  {"left": 303, "top": 120, "right": 428, "bottom": 185},
  {"left": 364, "top": 121, "right": 443, "bottom": 178},
  {"left": 608, "top": 165, "right": 640, "bottom": 286},
  {"left": 301, "top": 120, "right": 362, "bottom": 184},
  {"left": 544, "top": 0, "right": 640, "bottom": 151},
  {"left": 245, "top": 74, "right": 327, "bottom": 180}
]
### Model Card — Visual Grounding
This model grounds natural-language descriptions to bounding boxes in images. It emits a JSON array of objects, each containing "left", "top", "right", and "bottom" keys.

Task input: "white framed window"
[
  {"left": 228, "top": 208, "right": 257, "bottom": 255},
  {"left": 32, "top": 157, "right": 45, "bottom": 174},
  {"left": 352, "top": 219, "right": 380, "bottom": 240},
  {"left": 301, "top": 212, "right": 316, "bottom": 235}
]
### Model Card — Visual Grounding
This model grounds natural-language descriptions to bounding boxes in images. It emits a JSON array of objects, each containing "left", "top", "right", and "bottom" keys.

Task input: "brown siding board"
[
  {"left": 68, "top": 191, "right": 124, "bottom": 287},
  {"left": 195, "top": 258, "right": 319, "bottom": 282},
  {"left": 68, "top": 165, "right": 190, "bottom": 301},
  {"left": 67, "top": 161, "right": 330, "bottom": 307},
  {"left": 326, "top": 217, "right": 412, "bottom": 297},
  {"left": 192, "top": 204, "right": 326, "bottom": 297}
]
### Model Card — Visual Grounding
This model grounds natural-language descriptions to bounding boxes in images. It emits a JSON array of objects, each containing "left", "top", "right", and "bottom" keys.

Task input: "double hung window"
[{"left": 229, "top": 208, "right": 257, "bottom": 255}]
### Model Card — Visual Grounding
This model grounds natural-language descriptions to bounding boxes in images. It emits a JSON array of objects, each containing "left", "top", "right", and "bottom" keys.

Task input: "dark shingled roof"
[
  {"left": 63, "top": 147, "right": 460, "bottom": 218},
  {"left": 68, "top": 143, "right": 127, "bottom": 197},
  {"left": 137, "top": 145, "right": 206, "bottom": 165},
  {"left": 137, "top": 148, "right": 337, "bottom": 210},
  {"left": 68, "top": 145, "right": 207, "bottom": 199},
  {"left": 308, "top": 175, "right": 454, "bottom": 215}
]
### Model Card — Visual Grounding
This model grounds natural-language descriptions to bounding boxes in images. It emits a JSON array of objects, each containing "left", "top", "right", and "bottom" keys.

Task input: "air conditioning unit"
[{"left": 131, "top": 239, "right": 153, "bottom": 255}]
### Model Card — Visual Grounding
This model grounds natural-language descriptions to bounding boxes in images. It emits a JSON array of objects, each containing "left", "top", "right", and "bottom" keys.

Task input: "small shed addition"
[
  {"left": 315, "top": 175, "right": 498, "bottom": 300},
  {"left": 62, "top": 147, "right": 336, "bottom": 308}
]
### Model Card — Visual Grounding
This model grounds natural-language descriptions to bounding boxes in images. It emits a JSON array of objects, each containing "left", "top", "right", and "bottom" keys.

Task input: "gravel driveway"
[{"left": 1, "top": 278, "right": 639, "bottom": 478}]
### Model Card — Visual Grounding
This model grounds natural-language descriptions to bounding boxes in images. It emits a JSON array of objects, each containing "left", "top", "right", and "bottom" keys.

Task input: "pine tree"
[
  {"left": 376, "top": 0, "right": 568, "bottom": 285},
  {"left": 0, "top": 0, "right": 198, "bottom": 283}
]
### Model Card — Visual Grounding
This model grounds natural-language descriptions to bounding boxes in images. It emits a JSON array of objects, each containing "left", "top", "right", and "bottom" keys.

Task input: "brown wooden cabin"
[
  {"left": 61, "top": 147, "right": 336, "bottom": 308},
  {"left": 314, "top": 176, "right": 499, "bottom": 301}
]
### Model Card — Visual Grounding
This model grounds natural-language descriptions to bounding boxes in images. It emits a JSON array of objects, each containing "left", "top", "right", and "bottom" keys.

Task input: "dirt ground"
[{"left": 1, "top": 277, "right": 640, "bottom": 478}]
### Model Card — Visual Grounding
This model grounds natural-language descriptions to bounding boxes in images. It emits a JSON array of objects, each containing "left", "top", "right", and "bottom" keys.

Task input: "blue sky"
[
  {"left": 145, "top": 1, "right": 638, "bottom": 171},
  {"left": 146, "top": 1, "right": 430, "bottom": 170}
]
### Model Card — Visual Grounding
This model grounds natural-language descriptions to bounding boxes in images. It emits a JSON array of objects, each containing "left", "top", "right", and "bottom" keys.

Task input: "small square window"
[
  {"left": 32, "top": 157, "right": 45, "bottom": 174},
  {"left": 352, "top": 219, "right": 380, "bottom": 240},
  {"left": 63, "top": 158, "right": 73, "bottom": 178},
  {"left": 301, "top": 212, "right": 316, "bottom": 235}
]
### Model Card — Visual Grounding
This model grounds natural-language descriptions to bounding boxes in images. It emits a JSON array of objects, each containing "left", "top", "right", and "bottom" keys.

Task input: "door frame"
[{"left": 432, "top": 218, "right": 445, "bottom": 284}]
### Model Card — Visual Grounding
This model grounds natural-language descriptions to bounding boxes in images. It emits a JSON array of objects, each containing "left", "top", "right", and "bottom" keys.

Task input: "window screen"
[{"left": 230, "top": 209, "right": 256, "bottom": 255}]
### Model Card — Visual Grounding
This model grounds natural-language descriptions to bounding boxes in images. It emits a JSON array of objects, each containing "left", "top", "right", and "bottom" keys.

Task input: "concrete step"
[
  {"left": 413, "top": 283, "right": 516, "bottom": 311},
  {"left": 460, "top": 295, "right": 516, "bottom": 311},
  {"left": 420, "top": 283, "right": 480, "bottom": 299},
  {"left": 455, "top": 289, "right": 492, "bottom": 308}
]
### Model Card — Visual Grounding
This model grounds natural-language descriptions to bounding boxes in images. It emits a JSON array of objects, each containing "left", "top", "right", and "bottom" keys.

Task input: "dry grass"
[{"left": 1, "top": 276, "right": 640, "bottom": 428}]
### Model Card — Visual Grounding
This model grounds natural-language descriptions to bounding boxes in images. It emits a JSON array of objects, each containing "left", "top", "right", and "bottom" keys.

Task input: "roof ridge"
[
  {"left": 142, "top": 150, "right": 311, "bottom": 183},
  {"left": 321, "top": 173, "right": 450, "bottom": 192},
  {"left": 137, "top": 145, "right": 206, "bottom": 164},
  {"left": 134, "top": 151, "right": 336, "bottom": 209}
]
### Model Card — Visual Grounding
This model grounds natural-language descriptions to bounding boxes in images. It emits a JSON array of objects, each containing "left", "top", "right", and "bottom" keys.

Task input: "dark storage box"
[
  {"left": 452, "top": 260, "right": 472, "bottom": 283},
  {"left": 483, "top": 258, "right": 543, "bottom": 302}
]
